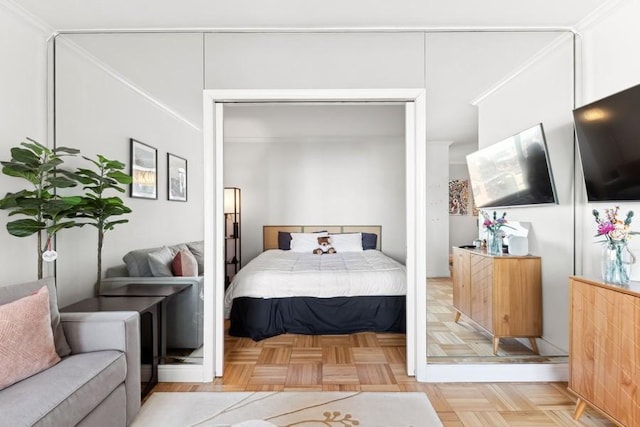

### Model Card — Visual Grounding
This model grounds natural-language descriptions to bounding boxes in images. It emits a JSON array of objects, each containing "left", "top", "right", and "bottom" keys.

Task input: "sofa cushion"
[
  {"left": 0, "top": 277, "right": 71, "bottom": 358},
  {"left": 0, "top": 286, "right": 61, "bottom": 390},
  {"left": 77, "top": 384, "right": 126, "bottom": 427},
  {"left": 0, "top": 350, "right": 126, "bottom": 427},
  {"left": 186, "top": 241, "right": 204, "bottom": 275},
  {"left": 172, "top": 250, "right": 198, "bottom": 277}
]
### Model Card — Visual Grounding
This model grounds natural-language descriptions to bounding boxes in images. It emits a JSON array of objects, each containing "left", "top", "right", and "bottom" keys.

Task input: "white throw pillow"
[
  {"left": 331, "top": 233, "right": 363, "bottom": 252},
  {"left": 290, "top": 232, "right": 328, "bottom": 253}
]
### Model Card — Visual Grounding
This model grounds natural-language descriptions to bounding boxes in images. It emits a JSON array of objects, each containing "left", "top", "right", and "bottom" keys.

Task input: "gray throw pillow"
[
  {"left": 169, "top": 243, "right": 189, "bottom": 257},
  {"left": 123, "top": 246, "right": 162, "bottom": 277},
  {"left": 0, "top": 277, "right": 71, "bottom": 357},
  {"left": 186, "top": 241, "right": 204, "bottom": 275},
  {"left": 148, "top": 246, "right": 175, "bottom": 277}
]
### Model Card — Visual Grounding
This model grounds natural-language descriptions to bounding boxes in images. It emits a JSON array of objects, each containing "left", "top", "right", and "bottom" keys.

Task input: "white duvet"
[{"left": 224, "top": 249, "right": 406, "bottom": 315}]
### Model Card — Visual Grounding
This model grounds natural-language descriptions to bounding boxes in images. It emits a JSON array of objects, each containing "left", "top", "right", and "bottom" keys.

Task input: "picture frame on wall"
[
  {"left": 167, "top": 153, "right": 187, "bottom": 202},
  {"left": 130, "top": 138, "right": 158, "bottom": 199},
  {"left": 448, "top": 179, "right": 470, "bottom": 216}
]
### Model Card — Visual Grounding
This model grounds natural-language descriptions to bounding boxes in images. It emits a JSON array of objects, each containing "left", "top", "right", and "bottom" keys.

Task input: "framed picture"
[
  {"left": 448, "top": 179, "right": 470, "bottom": 216},
  {"left": 130, "top": 139, "right": 157, "bottom": 199},
  {"left": 167, "top": 153, "right": 187, "bottom": 202}
]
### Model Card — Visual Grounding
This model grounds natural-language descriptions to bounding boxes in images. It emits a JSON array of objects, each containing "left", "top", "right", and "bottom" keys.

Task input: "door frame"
[{"left": 202, "top": 88, "right": 427, "bottom": 381}]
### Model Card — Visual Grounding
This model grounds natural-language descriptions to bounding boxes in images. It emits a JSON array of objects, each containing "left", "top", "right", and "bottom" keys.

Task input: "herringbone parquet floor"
[
  {"left": 151, "top": 275, "right": 613, "bottom": 425},
  {"left": 152, "top": 326, "right": 613, "bottom": 425}
]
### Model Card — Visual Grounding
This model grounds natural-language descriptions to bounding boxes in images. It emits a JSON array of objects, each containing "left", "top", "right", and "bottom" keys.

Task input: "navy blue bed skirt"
[{"left": 229, "top": 295, "right": 406, "bottom": 341}]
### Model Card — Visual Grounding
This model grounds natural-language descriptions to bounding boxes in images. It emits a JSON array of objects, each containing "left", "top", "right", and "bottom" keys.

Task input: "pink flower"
[
  {"left": 593, "top": 207, "right": 636, "bottom": 244},
  {"left": 597, "top": 222, "right": 615, "bottom": 236}
]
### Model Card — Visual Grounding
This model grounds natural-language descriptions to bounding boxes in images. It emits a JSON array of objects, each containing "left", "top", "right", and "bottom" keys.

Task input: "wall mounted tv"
[
  {"left": 573, "top": 83, "right": 640, "bottom": 202},
  {"left": 466, "top": 123, "right": 558, "bottom": 208}
]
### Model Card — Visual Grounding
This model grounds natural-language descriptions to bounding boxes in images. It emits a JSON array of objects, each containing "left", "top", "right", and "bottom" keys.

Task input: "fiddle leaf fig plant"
[
  {"left": 74, "top": 155, "right": 132, "bottom": 295},
  {"left": 0, "top": 138, "right": 82, "bottom": 279}
]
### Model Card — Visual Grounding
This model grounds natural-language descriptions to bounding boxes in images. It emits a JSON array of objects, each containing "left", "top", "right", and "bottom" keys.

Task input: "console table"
[
  {"left": 99, "top": 283, "right": 191, "bottom": 359},
  {"left": 61, "top": 296, "right": 164, "bottom": 397},
  {"left": 451, "top": 247, "right": 542, "bottom": 354}
]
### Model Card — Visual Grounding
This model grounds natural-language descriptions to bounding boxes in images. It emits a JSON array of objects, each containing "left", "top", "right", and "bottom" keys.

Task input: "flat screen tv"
[
  {"left": 573, "top": 83, "right": 640, "bottom": 202},
  {"left": 466, "top": 123, "right": 557, "bottom": 208}
]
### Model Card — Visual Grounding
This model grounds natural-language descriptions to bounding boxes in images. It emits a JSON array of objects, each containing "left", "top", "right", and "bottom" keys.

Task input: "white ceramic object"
[{"left": 508, "top": 236, "right": 529, "bottom": 256}]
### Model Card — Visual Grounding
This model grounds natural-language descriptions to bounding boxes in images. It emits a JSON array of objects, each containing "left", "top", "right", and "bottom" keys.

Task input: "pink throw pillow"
[
  {"left": 0, "top": 286, "right": 61, "bottom": 390},
  {"left": 172, "top": 250, "right": 198, "bottom": 277}
]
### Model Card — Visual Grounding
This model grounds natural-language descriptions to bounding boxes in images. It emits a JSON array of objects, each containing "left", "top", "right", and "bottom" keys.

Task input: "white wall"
[
  {"left": 424, "top": 32, "right": 560, "bottom": 147},
  {"left": 449, "top": 163, "right": 479, "bottom": 249},
  {"left": 208, "top": 32, "right": 428, "bottom": 267},
  {"left": 477, "top": 36, "right": 575, "bottom": 351},
  {"left": 53, "top": 34, "right": 204, "bottom": 305},
  {"left": 223, "top": 104, "right": 406, "bottom": 264},
  {"left": 0, "top": 5, "right": 50, "bottom": 284},
  {"left": 577, "top": 0, "right": 640, "bottom": 280},
  {"left": 204, "top": 32, "right": 425, "bottom": 89},
  {"left": 225, "top": 138, "right": 406, "bottom": 263},
  {"left": 7, "top": 26, "right": 572, "bottom": 322},
  {"left": 426, "top": 142, "right": 451, "bottom": 276}
]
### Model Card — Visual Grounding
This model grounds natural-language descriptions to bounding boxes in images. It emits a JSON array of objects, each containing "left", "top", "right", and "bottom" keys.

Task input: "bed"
[{"left": 224, "top": 225, "right": 406, "bottom": 340}]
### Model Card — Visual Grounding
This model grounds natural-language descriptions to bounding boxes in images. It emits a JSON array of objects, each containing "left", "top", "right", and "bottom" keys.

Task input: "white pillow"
[
  {"left": 331, "top": 233, "right": 363, "bottom": 252},
  {"left": 290, "top": 232, "right": 328, "bottom": 253}
]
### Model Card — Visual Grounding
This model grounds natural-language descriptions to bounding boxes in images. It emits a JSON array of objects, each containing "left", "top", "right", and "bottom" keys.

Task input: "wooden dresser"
[
  {"left": 451, "top": 247, "right": 542, "bottom": 354},
  {"left": 569, "top": 276, "right": 640, "bottom": 426}
]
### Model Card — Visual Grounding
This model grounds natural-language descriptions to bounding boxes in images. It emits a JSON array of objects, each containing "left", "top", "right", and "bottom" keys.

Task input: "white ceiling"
[
  {"left": 14, "top": 0, "right": 607, "bottom": 163},
  {"left": 12, "top": 0, "right": 605, "bottom": 31}
]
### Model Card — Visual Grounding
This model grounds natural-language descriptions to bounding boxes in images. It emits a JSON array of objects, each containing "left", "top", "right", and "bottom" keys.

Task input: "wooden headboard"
[{"left": 263, "top": 225, "right": 382, "bottom": 251}]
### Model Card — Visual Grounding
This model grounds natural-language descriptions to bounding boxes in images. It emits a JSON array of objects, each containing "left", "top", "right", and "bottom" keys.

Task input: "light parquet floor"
[{"left": 151, "top": 325, "right": 614, "bottom": 426}]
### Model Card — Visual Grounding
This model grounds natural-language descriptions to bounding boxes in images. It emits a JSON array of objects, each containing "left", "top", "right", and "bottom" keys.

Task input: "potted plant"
[
  {"left": 0, "top": 139, "right": 82, "bottom": 279},
  {"left": 74, "top": 154, "right": 132, "bottom": 295}
]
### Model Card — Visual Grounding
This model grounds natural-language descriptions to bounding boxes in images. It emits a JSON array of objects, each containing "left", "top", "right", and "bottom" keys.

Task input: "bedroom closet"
[{"left": 213, "top": 94, "right": 424, "bottom": 380}]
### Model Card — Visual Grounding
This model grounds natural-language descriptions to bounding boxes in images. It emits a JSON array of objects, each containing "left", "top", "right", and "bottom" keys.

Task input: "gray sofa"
[
  {"left": 102, "top": 241, "right": 204, "bottom": 350},
  {"left": 0, "top": 278, "right": 140, "bottom": 427}
]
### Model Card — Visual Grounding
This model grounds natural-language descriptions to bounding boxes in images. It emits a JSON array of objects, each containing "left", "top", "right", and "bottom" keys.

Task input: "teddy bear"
[{"left": 312, "top": 236, "right": 336, "bottom": 254}]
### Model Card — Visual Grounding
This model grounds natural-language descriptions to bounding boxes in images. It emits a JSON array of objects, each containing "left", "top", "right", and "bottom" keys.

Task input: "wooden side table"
[{"left": 61, "top": 296, "right": 164, "bottom": 397}]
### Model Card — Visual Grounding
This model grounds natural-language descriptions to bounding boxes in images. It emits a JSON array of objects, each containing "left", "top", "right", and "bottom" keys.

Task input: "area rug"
[{"left": 132, "top": 392, "right": 442, "bottom": 427}]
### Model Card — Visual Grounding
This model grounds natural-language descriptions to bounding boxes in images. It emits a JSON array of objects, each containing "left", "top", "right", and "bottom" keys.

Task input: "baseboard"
[
  {"left": 420, "top": 362, "right": 568, "bottom": 383},
  {"left": 158, "top": 364, "right": 205, "bottom": 382}
]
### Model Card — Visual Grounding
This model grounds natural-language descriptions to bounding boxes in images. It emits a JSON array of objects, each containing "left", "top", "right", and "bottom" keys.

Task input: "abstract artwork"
[{"left": 449, "top": 179, "right": 470, "bottom": 216}]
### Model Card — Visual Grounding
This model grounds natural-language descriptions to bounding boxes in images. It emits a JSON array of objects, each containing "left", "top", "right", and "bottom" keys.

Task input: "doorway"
[{"left": 202, "top": 89, "right": 427, "bottom": 381}]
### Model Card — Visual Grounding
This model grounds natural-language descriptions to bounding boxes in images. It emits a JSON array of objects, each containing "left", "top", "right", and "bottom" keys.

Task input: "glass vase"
[
  {"left": 487, "top": 232, "right": 502, "bottom": 256},
  {"left": 601, "top": 241, "right": 633, "bottom": 285}
]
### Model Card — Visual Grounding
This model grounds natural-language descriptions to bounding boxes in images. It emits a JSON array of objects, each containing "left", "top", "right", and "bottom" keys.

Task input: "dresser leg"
[
  {"left": 573, "top": 398, "right": 587, "bottom": 420},
  {"left": 454, "top": 311, "right": 461, "bottom": 323},
  {"left": 528, "top": 337, "right": 539, "bottom": 355},
  {"left": 492, "top": 337, "right": 500, "bottom": 355}
]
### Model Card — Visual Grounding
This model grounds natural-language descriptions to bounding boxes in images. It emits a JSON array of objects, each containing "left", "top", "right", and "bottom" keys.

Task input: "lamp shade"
[{"left": 224, "top": 187, "right": 240, "bottom": 214}]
